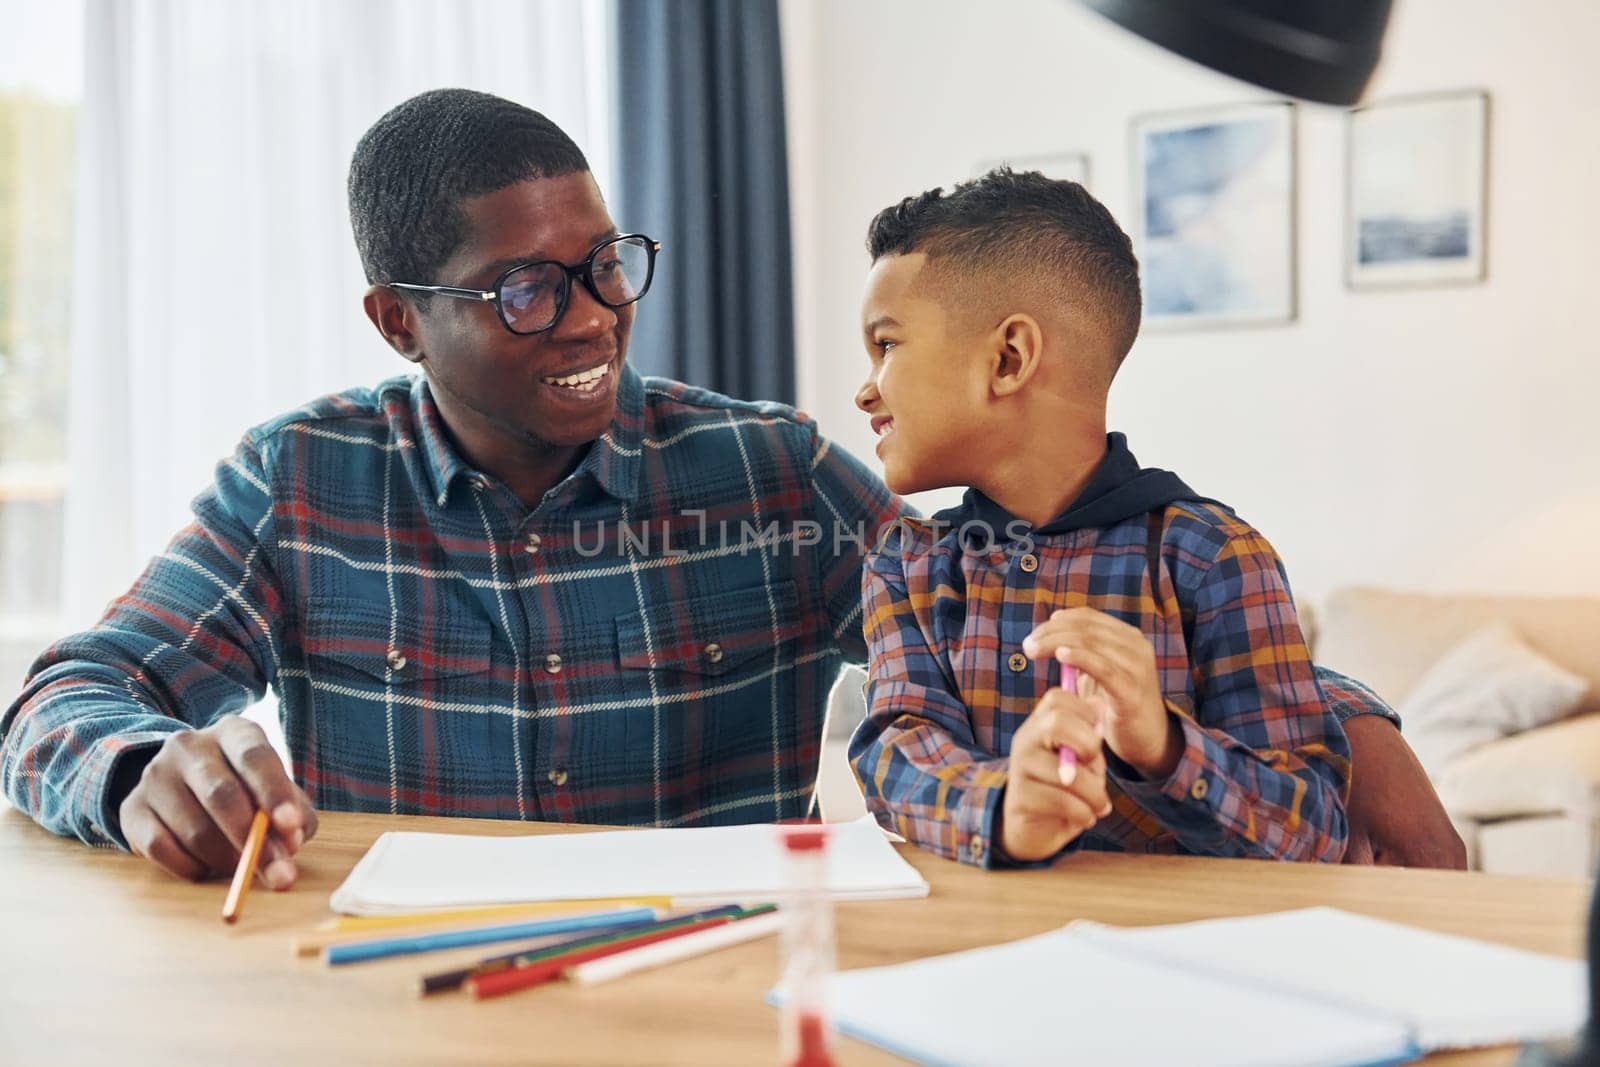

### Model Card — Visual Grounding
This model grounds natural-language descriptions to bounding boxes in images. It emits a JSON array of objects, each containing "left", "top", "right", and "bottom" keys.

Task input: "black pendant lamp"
[{"left": 1080, "top": 0, "right": 1394, "bottom": 105}]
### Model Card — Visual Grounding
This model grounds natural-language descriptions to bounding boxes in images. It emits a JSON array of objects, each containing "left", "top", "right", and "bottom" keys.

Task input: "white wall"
[{"left": 781, "top": 0, "right": 1600, "bottom": 605}]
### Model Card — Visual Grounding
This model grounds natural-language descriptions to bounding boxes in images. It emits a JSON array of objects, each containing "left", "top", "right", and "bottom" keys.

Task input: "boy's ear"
[
  {"left": 363, "top": 285, "right": 427, "bottom": 365},
  {"left": 988, "top": 313, "right": 1044, "bottom": 398}
]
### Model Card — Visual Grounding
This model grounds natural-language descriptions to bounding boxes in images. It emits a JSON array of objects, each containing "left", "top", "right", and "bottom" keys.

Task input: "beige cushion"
[
  {"left": 1315, "top": 588, "right": 1600, "bottom": 714},
  {"left": 1434, "top": 712, "right": 1600, "bottom": 820},
  {"left": 1474, "top": 814, "right": 1597, "bottom": 879},
  {"left": 1398, "top": 623, "right": 1589, "bottom": 781}
]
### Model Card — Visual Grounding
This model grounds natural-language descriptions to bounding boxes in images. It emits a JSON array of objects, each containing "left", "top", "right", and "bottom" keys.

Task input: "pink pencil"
[{"left": 1057, "top": 656, "right": 1079, "bottom": 785}]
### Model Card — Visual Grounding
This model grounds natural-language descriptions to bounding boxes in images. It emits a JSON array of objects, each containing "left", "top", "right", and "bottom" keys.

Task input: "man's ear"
[
  {"left": 989, "top": 312, "right": 1044, "bottom": 398},
  {"left": 363, "top": 286, "right": 426, "bottom": 365}
]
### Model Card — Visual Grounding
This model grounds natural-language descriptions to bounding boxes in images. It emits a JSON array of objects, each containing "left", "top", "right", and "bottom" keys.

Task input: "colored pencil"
[
  {"left": 322, "top": 896, "right": 671, "bottom": 935},
  {"left": 325, "top": 906, "right": 660, "bottom": 966},
  {"left": 565, "top": 909, "right": 783, "bottom": 986},
  {"left": 1056, "top": 654, "right": 1080, "bottom": 786},
  {"left": 418, "top": 904, "right": 746, "bottom": 996},
  {"left": 416, "top": 918, "right": 672, "bottom": 995},
  {"left": 467, "top": 914, "right": 741, "bottom": 999},
  {"left": 294, "top": 903, "right": 661, "bottom": 957},
  {"left": 222, "top": 809, "right": 270, "bottom": 924}
]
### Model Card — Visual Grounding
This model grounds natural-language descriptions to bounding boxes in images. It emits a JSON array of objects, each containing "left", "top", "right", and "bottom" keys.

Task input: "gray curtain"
[{"left": 613, "top": 0, "right": 795, "bottom": 405}]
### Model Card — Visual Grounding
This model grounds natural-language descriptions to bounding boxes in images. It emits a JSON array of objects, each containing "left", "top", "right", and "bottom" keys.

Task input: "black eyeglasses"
[{"left": 389, "top": 233, "right": 660, "bottom": 335}]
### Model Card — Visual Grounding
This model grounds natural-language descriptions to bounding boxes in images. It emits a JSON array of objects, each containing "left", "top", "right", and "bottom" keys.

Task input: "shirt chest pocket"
[
  {"left": 301, "top": 597, "right": 495, "bottom": 690},
  {"left": 615, "top": 582, "right": 801, "bottom": 680}
]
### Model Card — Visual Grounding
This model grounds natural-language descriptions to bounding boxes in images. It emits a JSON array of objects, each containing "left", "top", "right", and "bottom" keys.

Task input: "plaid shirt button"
[
  {"left": 386, "top": 650, "right": 407, "bottom": 671},
  {"left": 1019, "top": 553, "right": 1038, "bottom": 573},
  {"left": 524, "top": 532, "right": 541, "bottom": 554},
  {"left": 548, "top": 767, "right": 569, "bottom": 787},
  {"left": 1007, "top": 652, "right": 1028, "bottom": 672},
  {"left": 1191, "top": 778, "right": 1209, "bottom": 800},
  {"left": 703, "top": 642, "right": 724, "bottom": 664},
  {"left": 544, "top": 654, "right": 562, "bottom": 674}
]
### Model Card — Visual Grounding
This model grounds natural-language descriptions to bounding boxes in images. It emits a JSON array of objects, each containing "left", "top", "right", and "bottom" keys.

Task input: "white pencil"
[{"left": 563, "top": 912, "right": 785, "bottom": 985}]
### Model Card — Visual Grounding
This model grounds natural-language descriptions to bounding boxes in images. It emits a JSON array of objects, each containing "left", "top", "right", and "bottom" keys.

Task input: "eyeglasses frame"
[{"left": 387, "top": 233, "right": 661, "bottom": 335}]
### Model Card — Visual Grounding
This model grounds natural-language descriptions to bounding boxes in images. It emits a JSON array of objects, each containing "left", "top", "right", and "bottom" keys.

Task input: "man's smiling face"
[{"left": 411, "top": 171, "right": 635, "bottom": 453}]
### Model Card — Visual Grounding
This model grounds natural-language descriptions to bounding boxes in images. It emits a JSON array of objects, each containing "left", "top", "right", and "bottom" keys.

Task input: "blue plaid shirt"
[{"left": 1, "top": 366, "right": 905, "bottom": 848}]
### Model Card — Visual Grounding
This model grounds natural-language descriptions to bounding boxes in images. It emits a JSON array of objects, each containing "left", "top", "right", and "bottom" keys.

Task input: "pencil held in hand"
[
  {"left": 1056, "top": 653, "right": 1080, "bottom": 786},
  {"left": 222, "top": 809, "right": 271, "bottom": 924}
]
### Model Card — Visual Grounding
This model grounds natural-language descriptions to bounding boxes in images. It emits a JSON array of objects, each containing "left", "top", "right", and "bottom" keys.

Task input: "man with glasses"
[{"left": 1, "top": 89, "right": 1462, "bottom": 886}]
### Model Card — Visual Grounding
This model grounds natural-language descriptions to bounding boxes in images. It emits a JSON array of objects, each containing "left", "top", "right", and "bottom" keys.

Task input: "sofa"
[
  {"left": 1314, "top": 587, "right": 1600, "bottom": 878},
  {"left": 818, "top": 588, "right": 1600, "bottom": 878}
]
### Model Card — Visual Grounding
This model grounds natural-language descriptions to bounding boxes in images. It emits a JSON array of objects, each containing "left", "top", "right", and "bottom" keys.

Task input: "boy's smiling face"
[{"left": 855, "top": 252, "right": 994, "bottom": 496}]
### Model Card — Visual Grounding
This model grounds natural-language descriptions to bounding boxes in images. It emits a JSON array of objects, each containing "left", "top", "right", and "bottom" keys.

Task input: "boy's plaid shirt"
[
  {"left": 1, "top": 366, "right": 904, "bottom": 849},
  {"left": 850, "top": 498, "right": 1360, "bottom": 867}
]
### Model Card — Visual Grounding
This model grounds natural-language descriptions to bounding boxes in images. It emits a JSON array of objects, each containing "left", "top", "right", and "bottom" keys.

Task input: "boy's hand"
[
  {"left": 1023, "top": 608, "right": 1183, "bottom": 780},
  {"left": 998, "top": 686, "right": 1112, "bottom": 862}
]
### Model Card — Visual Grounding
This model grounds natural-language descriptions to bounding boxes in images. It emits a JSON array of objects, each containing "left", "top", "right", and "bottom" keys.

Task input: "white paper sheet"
[
  {"left": 1078, "top": 907, "right": 1587, "bottom": 1051},
  {"left": 793, "top": 924, "right": 1419, "bottom": 1067},
  {"left": 330, "top": 815, "right": 928, "bottom": 915},
  {"left": 788, "top": 907, "right": 1585, "bottom": 1066}
]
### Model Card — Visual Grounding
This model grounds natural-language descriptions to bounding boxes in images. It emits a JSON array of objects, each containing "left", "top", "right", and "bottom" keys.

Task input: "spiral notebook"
[{"left": 777, "top": 907, "right": 1585, "bottom": 1067}]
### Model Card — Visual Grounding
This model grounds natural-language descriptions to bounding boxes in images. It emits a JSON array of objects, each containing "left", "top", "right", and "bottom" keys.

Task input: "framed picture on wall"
[
  {"left": 974, "top": 152, "right": 1090, "bottom": 189},
  {"left": 1131, "top": 101, "right": 1296, "bottom": 330},
  {"left": 1346, "top": 90, "right": 1489, "bottom": 289}
]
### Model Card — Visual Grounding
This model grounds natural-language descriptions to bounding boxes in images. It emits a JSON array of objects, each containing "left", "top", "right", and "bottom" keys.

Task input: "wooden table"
[{"left": 0, "top": 804, "right": 1588, "bottom": 1066}]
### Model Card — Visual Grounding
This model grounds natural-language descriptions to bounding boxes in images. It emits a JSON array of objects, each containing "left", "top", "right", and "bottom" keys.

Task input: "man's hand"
[
  {"left": 1022, "top": 609, "right": 1183, "bottom": 779},
  {"left": 118, "top": 717, "right": 319, "bottom": 887},
  {"left": 1343, "top": 715, "right": 1467, "bottom": 869},
  {"left": 998, "top": 686, "right": 1113, "bottom": 862}
]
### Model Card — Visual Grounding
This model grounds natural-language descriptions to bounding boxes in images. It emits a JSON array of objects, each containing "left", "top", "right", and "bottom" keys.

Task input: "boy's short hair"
[
  {"left": 348, "top": 88, "right": 590, "bottom": 292},
  {"left": 866, "top": 168, "right": 1142, "bottom": 369}
]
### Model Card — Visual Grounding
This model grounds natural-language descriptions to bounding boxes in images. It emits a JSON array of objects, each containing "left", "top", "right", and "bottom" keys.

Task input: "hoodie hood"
[{"left": 937, "top": 432, "right": 1214, "bottom": 542}]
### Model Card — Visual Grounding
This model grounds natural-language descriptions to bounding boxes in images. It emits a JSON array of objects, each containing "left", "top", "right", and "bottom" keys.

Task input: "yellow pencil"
[
  {"left": 323, "top": 896, "right": 672, "bottom": 935},
  {"left": 292, "top": 902, "right": 667, "bottom": 957}
]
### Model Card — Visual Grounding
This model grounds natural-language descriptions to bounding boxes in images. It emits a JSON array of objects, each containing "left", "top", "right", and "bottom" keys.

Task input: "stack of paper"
[
  {"left": 330, "top": 815, "right": 928, "bottom": 916},
  {"left": 777, "top": 907, "right": 1585, "bottom": 1067}
]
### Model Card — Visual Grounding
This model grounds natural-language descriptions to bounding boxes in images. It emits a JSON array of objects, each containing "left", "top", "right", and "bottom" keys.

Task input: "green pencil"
[{"left": 417, "top": 904, "right": 776, "bottom": 995}]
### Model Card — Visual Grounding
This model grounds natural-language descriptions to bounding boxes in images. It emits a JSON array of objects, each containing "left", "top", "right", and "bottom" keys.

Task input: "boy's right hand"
[
  {"left": 117, "top": 717, "right": 318, "bottom": 889},
  {"left": 998, "top": 687, "right": 1112, "bottom": 862}
]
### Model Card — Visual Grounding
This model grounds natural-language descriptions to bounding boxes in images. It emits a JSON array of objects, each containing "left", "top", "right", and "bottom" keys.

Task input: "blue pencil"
[{"left": 325, "top": 906, "right": 661, "bottom": 966}]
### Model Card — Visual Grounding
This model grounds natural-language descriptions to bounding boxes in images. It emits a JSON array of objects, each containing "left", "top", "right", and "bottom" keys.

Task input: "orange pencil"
[{"left": 222, "top": 809, "right": 271, "bottom": 924}]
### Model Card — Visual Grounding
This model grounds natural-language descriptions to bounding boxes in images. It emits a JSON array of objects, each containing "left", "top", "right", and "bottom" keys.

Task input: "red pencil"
[{"left": 466, "top": 914, "right": 737, "bottom": 999}]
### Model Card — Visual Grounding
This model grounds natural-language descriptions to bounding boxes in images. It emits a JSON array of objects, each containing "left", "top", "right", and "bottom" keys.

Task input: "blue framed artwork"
[
  {"left": 1132, "top": 101, "right": 1296, "bottom": 330},
  {"left": 1346, "top": 90, "right": 1489, "bottom": 289}
]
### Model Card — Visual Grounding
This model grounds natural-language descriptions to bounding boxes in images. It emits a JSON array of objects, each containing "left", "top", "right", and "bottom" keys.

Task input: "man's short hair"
[
  {"left": 348, "top": 88, "right": 590, "bottom": 291},
  {"left": 866, "top": 168, "right": 1142, "bottom": 366}
]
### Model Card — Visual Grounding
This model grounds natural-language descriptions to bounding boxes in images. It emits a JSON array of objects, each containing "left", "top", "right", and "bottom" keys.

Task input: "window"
[{"left": 0, "top": 2, "right": 82, "bottom": 692}]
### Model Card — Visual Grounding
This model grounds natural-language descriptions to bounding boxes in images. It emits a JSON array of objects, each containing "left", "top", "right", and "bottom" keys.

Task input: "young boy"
[{"left": 848, "top": 169, "right": 1349, "bottom": 867}]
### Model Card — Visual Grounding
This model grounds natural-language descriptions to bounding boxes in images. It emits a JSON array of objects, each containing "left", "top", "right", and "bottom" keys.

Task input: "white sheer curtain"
[{"left": 63, "top": 0, "right": 612, "bottom": 630}]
